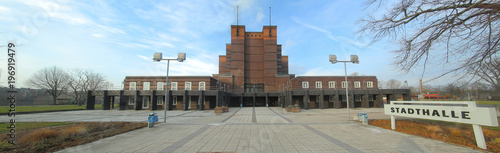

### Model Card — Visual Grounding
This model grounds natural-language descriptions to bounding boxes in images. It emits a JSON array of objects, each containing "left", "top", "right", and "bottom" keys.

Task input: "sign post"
[{"left": 385, "top": 101, "right": 498, "bottom": 149}]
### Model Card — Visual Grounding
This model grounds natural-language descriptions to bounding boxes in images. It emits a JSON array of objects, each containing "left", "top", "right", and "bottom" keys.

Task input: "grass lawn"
[
  {"left": 0, "top": 122, "right": 75, "bottom": 134},
  {"left": 0, "top": 104, "right": 119, "bottom": 113},
  {"left": 476, "top": 101, "right": 500, "bottom": 105}
]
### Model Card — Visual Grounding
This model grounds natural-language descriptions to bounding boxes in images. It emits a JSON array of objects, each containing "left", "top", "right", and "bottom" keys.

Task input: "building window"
[
  {"left": 143, "top": 96, "right": 149, "bottom": 108},
  {"left": 157, "top": 96, "right": 163, "bottom": 105},
  {"left": 172, "top": 96, "right": 177, "bottom": 105},
  {"left": 226, "top": 64, "right": 231, "bottom": 68},
  {"left": 369, "top": 95, "right": 374, "bottom": 101},
  {"left": 342, "top": 81, "right": 347, "bottom": 88},
  {"left": 157, "top": 82, "right": 164, "bottom": 90},
  {"left": 328, "top": 81, "right": 335, "bottom": 88},
  {"left": 354, "top": 81, "right": 360, "bottom": 88},
  {"left": 315, "top": 81, "right": 322, "bottom": 89},
  {"left": 329, "top": 95, "right": 334, "bottom": 102},
  {"left": 302, "top": 81, "right": 309, "bottom": 88},
  {"left": 129, "top": 96, "right": 135, "bottom": 105},
  {"left": 143, "top": 82, "right": 150, "bottom": 90},
  {"left": 199, "top": 82, "right": 206, "bottom": 90},
  {"left": 171, "top": 82, "right": 178, "bottom": 90},
  {"left": 355, "top": 95, "right": 361, "bottom": 101},
  {"left": 185, "top": 82, "right": 191, "bottom": 90},
  {"left": 227, "top": 51, "right": 231, "bottom": 54},
  {"left": 226, "top": 57, "right": 231, "bottom": 61},
  {"left": 129, "top": 82, "right": 136, "bottom": 90},
  {"left": 277, "top": 64, "right": 282, "bottom": 68},
  {"left": 367, "top": 81, "right": 373, "bottom": 88}
]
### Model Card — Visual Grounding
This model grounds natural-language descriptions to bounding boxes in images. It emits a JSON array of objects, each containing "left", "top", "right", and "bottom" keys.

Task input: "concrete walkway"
[{"left": 43, "top": 107, "right": 482, "bottom": 153}]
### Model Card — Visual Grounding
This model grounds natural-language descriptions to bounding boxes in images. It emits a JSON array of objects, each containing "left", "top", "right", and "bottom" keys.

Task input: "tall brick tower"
[{"left": 215, "top": 25, "right": 293, "bottom": 92}]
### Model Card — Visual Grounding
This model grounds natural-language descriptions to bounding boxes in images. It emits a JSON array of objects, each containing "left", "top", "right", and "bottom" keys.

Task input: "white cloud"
[
  {"left": 0, "top": 5, "right": 10, "bottom": 12},
  {"left": 256, "top": 11, "right": 265, "bottom": 22},
  {"left": 91, "top": 33, "right": 104, "bottom": 38}
]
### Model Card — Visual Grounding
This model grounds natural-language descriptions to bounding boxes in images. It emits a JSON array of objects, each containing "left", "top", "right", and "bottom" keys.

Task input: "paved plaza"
[{"left": 6, "top": 107, "right": 483, "bottom": 153}]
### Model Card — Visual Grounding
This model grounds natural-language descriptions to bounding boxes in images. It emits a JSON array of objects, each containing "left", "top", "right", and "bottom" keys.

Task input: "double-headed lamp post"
[
  {"left": 153, "top": 52, "right": 186, "bottom": 123},
  {"left": 329, "top": 55, "right": 359, "bottom": 120}
]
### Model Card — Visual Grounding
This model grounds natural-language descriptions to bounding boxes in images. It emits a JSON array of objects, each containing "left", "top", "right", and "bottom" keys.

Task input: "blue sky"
[{"left": 0, "top": 0, "right": 458, "bottom": 89}]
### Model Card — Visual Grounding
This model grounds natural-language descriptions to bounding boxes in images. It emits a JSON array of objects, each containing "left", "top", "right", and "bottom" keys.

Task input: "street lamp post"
[
  {"left": 329, "top": 55, "right": 359, "bottom": 120},
  {"left": 153, "top": 52, "right": 186, "bottom": 123}
]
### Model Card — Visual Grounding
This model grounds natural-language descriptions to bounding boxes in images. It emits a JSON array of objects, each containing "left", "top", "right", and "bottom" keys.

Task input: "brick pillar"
[
  {"left": 135, "top": 90, "right": 142, "bottom": 110},
  {"left": 376, "top": 91, "right": 383, "bottom": 108},
  {"left": 334, "top": 90, "right": 339, "bottom": 109},
  {"left": 253, "top": 93, "right": 256, "bottom": 107},
  {"left": 151, "top": 90, "right": 157, "bottom": 110},
  {"left": 103, "top": 90, "right": 111, "bottom": 110},
  {"left": 362, "top": 90, "right": 369, "bottom": 108},
  {"left": 119, "top": 90, "right": 126, "bottom": 110},
  {"left": 86, "top": 90, "right": 95, "bottom": 110},
  {"left": 319, "top": 91, "right": 324, "bottom": 109},
  {"left": 403, "top": 94, "right": 411, "bottom": 101},
  {"left": 304, "top": 91, "right": 309, "bottom": 109},
  {"left": 183, "top": 91, "right": 188, "bottom": 111},
  {"left": 348, "top": 90, "right": 354, "bottom": 108},
  {"left": 265, "top": 93, "right": 269, "bottom": 107},
  {"left": 199, "top": 91, "right": 204, "bottom": 111}
]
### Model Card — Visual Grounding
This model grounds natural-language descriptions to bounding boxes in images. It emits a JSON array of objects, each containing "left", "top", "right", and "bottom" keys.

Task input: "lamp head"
[
  {"left": 153, "top": 52, "right": 162, "bottom": 62},
  {"left": 329, "top": 55, "right": 337, "bottom": 64},
  {"left": 177, "top": 53, "right": 186, "bottom": 62},
  {"left": 350, "top": 55, "right": 359, "bottom": 64}
]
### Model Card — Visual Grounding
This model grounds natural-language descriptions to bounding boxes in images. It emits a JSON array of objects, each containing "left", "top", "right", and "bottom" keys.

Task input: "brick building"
[{"left": 88, "top": 24, "right": 410, "bottom": 111}]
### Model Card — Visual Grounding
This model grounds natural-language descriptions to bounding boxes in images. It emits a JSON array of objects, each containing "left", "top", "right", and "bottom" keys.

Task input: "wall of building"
[
  {"left": 124, "top": 76, "right": 217, "bottom": 91},
  {"left": 293, "top": 76, "right": 378, "bottom": 90}
]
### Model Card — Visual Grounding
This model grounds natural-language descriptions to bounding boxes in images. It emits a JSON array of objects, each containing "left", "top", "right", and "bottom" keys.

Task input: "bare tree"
[
  {"left": 475, "top": 58, "right": 500, "bottom": 92},
  {"left": 25, "top": 66, "right": 70, "bottom": 105},
  {"left": 360, "top": 0, "right": 500, "bottom": 79},
  {"left": 386, "top": 79, "right": 402, "bottom": 89},
  {"left": 68, "top": 68, "right": 106, "bottom": 106}
]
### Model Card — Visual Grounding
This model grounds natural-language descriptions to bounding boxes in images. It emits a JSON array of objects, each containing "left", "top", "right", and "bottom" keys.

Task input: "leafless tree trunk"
[
  {"left": 359, "top": 0, "right": 500, "bottom": 80},
  {"left": 25, "top": 66, "right": 70, "bottom": 105},
  {"left": 68, "top": 68, "right": 106, "bottom": 106}
]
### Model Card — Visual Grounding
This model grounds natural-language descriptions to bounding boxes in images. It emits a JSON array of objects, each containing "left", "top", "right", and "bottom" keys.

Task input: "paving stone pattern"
[{"left": 26, "top": 107, "right": 482, "bottom": 153}]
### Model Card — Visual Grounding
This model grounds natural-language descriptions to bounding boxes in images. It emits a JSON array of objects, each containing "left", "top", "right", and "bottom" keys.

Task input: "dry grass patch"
[
  {"left": 0, "top": 122, "right": 145, "bottom": 152},
  {"left": 369, "top": 119, "right": 500, "bottom": 152}
]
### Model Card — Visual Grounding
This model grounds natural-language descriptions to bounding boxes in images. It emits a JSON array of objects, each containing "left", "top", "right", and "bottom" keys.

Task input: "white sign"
[
  {"left": 384, "top": 101, "right": 499, "bottom": 149},
  {"left": 384, "top": 102, "right": 498, "bottom": 126}
]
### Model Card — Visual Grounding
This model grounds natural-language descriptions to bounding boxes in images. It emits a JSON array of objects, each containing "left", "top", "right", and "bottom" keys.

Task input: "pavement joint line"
[
  {"left": 302, "top": 124, "right": 363, "bottom": 153},
  {"left": 252, "top": 107, "right": 257, "bottom": 123},
  {"left": 268, "top": 107, "right": 293, "bottom": 122},
  {"left": 221, "top": 108, "right": 241, "bottom": 123},
  {"left": 160, "top": 125, "right": 211, "bottom": 153}
]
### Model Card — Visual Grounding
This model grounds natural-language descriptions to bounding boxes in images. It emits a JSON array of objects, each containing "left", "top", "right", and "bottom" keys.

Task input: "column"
[
  {"left": 119, "top": 90, "right": 126, "bottom": 110},
  {"left": 199, "top": 91, "right": 204, "bottom": 111},
  {"left": 183, "top": 90, "right": 188, "bottom": 111},
  {"left": 135, "top": 90, "right": 142, "bottom": 110},
  {"left": 86, "top": 90, "right": 95, "bottom": 110},
  {"left": 319, "top": 91, "right": 324, "bottom": 109},
  {"left": 103, "top": 90, "right": 111, "bottom": 110},
  {"left": 151, "top": 90, "right": 157, "bottom": 110},
  {"left": 334, "top": 90, "right": 339, "bottom": 108},
  {"left": 362, "top": 90, "right": 369, "bottom": 108},
  {"left": 303, "top": 90, "right": 309, "bottom": 109}
]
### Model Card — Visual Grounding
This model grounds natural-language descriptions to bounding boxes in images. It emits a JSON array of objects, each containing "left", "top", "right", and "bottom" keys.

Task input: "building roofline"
[
  {"left": 295, "top": 76, "right": 377, "bottom": 78},
  {"left": 125, "top": 76, "right": 213, "bottom": 78}
]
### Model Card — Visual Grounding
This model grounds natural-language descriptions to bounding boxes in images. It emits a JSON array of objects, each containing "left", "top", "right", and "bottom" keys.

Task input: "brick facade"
[{"left": 104, "top": 25, "right": 407, "bottom": 111}]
